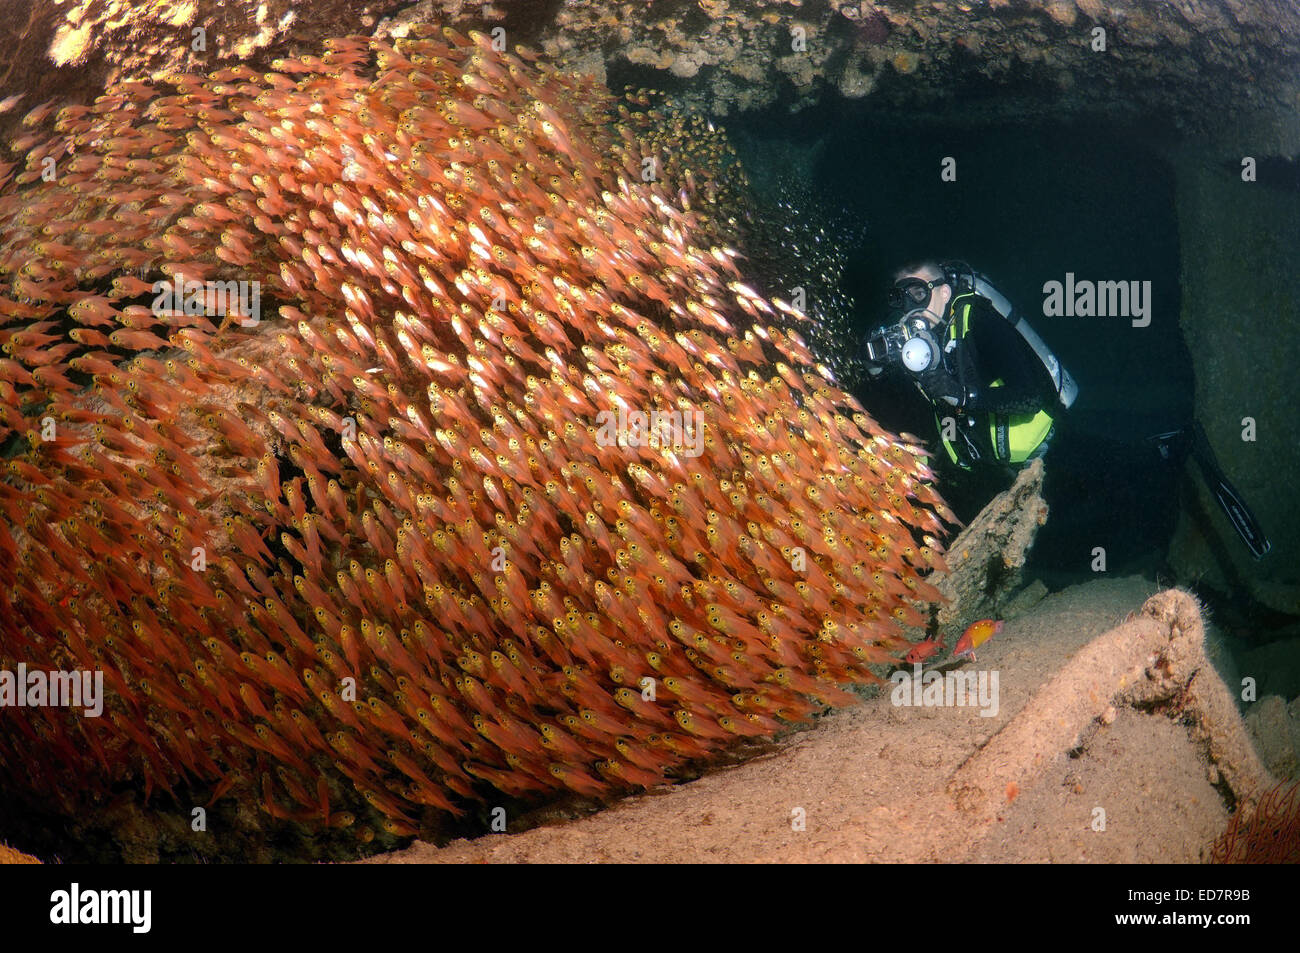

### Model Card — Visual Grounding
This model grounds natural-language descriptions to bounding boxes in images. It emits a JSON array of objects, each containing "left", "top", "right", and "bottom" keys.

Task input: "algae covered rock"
[{"left": 928, "top": 459, "right": 1049, "bottom": 629}]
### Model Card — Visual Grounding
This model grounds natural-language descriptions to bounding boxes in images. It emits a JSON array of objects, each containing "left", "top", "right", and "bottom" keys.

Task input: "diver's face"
[
  {"left": 923, "top": 283, "right": 951, "bottom": 325},
  {"left": 890, "top": 275, "right": 951, "bottom": 326}
]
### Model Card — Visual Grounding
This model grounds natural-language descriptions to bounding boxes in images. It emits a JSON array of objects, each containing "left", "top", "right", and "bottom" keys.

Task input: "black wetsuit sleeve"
[{"left": 961, "top": 304, "right": 1056, "bottom": 415}]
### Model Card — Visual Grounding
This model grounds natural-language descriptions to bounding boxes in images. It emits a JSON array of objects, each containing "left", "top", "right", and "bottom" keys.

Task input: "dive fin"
[
  {"left": 1189, "top": 421, "right": 1271, "bottom": 559},
  {"left": 1146, "top": 428, "right": 1188, "bottom": 461}
]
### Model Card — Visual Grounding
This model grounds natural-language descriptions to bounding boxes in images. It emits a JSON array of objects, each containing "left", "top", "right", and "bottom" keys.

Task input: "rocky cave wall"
[
  {"left": 1169, "top": 119, "right": 1300, "bottom": 620},
  {"left": 7, "top": 1, "right": 1300, "bottom": 125}
]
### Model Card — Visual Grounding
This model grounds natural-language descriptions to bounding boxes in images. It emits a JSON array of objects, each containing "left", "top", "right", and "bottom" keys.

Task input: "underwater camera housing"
[{"left": 865, "top": 310, "right": 942, "bottom": 374}]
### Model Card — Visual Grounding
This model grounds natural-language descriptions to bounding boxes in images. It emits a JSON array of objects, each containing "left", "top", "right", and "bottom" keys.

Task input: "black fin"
[{"left": 1190, "top": 421, "right": 1271, "bottom": 559}]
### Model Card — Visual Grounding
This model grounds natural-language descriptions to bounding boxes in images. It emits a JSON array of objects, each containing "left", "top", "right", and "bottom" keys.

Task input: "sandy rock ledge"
[{"left": 369, "top": 581, "right": 1263, "bottom": 863}]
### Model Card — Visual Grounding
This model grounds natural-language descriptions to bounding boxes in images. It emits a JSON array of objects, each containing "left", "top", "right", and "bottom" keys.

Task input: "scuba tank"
[{"left": 943, "top": 261, "right": 1079, "bottom": 411}]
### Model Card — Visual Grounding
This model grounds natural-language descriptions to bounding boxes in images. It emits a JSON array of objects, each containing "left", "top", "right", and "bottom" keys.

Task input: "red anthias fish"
[
  {"left": 903, "top": 635, "right": 944, "bottom": 664},
  {"left": 950, "top": 619, "right": 1003, "bottom": 663}
]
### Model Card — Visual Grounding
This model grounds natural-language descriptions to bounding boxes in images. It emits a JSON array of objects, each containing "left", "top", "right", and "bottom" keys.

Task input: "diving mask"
[{"left": 887, "top": 275, "right": 946, "bottom": 311}]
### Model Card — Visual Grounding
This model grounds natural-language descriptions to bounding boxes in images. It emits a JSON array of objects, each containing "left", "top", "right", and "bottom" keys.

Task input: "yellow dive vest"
[{"left": 936, "top": 291, "right": 1055, "bottom": 468}]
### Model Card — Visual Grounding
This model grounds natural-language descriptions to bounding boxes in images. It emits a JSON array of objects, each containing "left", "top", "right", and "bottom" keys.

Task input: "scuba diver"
[
  {"left": 865, "top": 260, "right": 1075, "bottom": 470},
  {"left": 864, "top": 260, "right": 1270, "bottom": 559}
]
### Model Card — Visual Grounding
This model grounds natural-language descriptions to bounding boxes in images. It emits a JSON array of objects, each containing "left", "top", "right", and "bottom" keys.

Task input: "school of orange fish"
[{"left": 0, "top": 26, "right": 953, "bottom": 840}]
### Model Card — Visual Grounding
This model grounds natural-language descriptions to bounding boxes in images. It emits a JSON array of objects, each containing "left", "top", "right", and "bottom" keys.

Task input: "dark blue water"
[{"left": 735, "top": 115, "right": 1192, "bottom": 578}]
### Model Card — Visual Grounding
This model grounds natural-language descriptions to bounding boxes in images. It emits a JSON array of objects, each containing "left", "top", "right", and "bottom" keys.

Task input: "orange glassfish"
[
  {"left": 951, "top": 619, "right": 1003, "bottom": 663},
  {"left": 903, "top": 635, "right": 944, "bottom": 665}
]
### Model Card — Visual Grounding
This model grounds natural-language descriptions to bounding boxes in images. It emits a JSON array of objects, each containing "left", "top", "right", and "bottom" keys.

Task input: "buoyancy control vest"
[{"left": 933, "top": 264, "right": 1076, "bottom": 468}]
